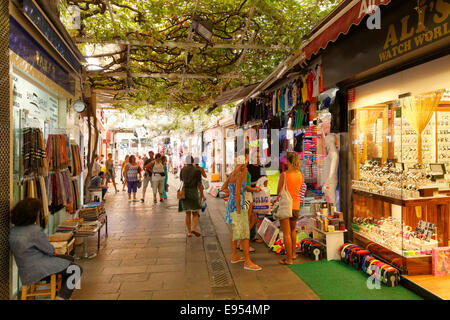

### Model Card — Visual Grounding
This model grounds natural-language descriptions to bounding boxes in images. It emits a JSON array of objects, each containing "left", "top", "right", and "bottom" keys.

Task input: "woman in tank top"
[
  {"left": 105, "top": 153, "right": 118, "bottom": 193},
  {"left": 148, "top": 153, "right": 166, "bottom": 203},
  {"left": 277, "top": 152, "right": 303, "bottom": 265}
]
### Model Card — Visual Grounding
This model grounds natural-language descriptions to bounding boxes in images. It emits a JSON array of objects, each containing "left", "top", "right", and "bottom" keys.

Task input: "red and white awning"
[{"left": 300, "top": 0, "right": 392, "bottom": 62}]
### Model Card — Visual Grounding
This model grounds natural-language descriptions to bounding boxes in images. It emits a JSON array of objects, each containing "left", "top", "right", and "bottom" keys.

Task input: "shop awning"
[
  {"left": 209, "top": 82, "right": 261, "bottom": 112},
  {"left": 300, "top": 0, "right": 392, "bottom": 62}
]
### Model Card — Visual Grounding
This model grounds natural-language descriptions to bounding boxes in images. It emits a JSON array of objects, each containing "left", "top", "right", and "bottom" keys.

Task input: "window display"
[{"left": 350, "top": 88, "right": 450, "bottom": 276}]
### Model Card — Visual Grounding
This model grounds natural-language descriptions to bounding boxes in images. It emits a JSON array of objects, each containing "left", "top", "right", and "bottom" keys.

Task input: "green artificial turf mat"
[{"left": 288, "top": 260, "right": 422, "bottom": 300}]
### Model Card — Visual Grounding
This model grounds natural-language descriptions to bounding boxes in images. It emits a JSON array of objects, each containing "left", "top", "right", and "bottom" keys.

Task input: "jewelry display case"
[{"left": 349, "top": 89, "right": 450, "bottom": 276}]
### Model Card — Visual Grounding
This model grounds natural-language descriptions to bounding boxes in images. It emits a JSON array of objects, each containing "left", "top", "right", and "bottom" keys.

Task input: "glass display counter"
[{"left": 349, "top": 89, "right": 450, "bottom": 276}]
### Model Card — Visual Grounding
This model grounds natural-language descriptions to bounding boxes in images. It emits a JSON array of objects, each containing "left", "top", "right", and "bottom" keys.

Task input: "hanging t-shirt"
[
  {"left": 280, "top": 88, "right": 285, "bottom": 112},
  {"left": 272, "top": 93, "right": 277, "bottom": 115},
  {"left": 292, "top": 83, "right": 298, "bottom": 107},
  {"left": 313, "top": 65, "right": 321, "bottom": 98},
  {"left": 301, "top": 75, "right": 308, "bottom": 103},
  {"left": 307, "top": 71, "right": 315, "bottom": 102},
  {"left": 285, "top": 87, "right": 290, "bottom": 111}
]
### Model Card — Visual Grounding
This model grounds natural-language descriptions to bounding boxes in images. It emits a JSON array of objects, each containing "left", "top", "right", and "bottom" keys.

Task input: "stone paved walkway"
[{"left": 71, "top": 175, "right": 318, "bottom": 300}]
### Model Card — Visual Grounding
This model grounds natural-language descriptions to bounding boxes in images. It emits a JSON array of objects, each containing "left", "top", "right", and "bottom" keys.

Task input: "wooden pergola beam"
[
  {"left": 76, "top": 38, "right": 289, "bottom": 51},
  {"left": 89, "top": 72, "right": 242, "bottom": 79}
]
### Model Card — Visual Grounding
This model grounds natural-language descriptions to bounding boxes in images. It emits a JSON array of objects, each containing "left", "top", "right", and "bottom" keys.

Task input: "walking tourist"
[
  {"left": 137, "top": 155, "right": 144, "bottom": 171},
  {"left": 9, "top": 199, "right": 83, "bottom": 300},
  {"left": 148, "top": 153, "right": 165, "bottom": 203},
  {"left": 121, "top": 155, "right": 130, "bottom": 192},
  {"left": 179, "top": 156, "right": 202, "bottom": 237},
  {"left": 221, "top": 158, "right": 262, "bottom": 271},
  {"left": 124, "top": 155, "right": 142, "bottom": 202},
  {"left": 277, "top": 152, "right": 303, "bottom": 265},
  {"left": 105, "top": 153, "right": 118, "bottom": 193},
  {"left": 141, "top": 151, "right": 155, "bottom": 203}
]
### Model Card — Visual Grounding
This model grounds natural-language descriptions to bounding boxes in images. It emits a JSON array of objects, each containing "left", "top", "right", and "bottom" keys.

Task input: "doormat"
[{"left": 288, "top": 260, "right": 422, "bottom": 300}]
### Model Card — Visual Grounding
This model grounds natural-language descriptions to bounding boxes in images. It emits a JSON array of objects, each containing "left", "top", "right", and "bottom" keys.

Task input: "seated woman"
[
  {"left": 9, "top": 199, "right": 83, "bottom": 300},
  {"left": 89, "top": 171, "right": 108, "bottom": 200}
]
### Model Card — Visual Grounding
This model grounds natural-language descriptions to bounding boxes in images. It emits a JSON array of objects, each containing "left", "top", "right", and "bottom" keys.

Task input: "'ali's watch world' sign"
[
  {"left": 321, "top": 0, "right": 450, "bottom": 88},
  {"left": 379, "top": 0, "right": 450, "bottom": 63}
]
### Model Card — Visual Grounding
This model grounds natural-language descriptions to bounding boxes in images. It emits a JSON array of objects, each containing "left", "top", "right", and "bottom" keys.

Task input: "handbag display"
[
  {"left": 272, "top": 173, "right": 293, "bottom": 220},
  {"left": 177, "top": 181, "right": 185, "bottom": 200}
]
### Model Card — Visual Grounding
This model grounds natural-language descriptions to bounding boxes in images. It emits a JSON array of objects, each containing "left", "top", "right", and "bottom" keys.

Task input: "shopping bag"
[
  {"left": 177, "top": 181, "right": 185, "bottom": 200},
  {"left": 202, "top": 178, "right": 210, "bottom": 190},
  {"left": 272, "top": 173, "right": 292, "bottom": 220},
  {"left": 201, "top": 199, "right": 207, "bottom": 212},
  {"left": 253, "top": 177, "right": 271, "bottom": 214}
]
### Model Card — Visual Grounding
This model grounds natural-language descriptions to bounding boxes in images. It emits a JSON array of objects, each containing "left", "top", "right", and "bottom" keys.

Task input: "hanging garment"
[
  {"left": 279, "top": 88, "right": 286, "bottom": 113},
  {"left": 23, "top": 128, "right": 48, "bottom": 176},
  {"left": 38, "top": 176, "right": 49, "bottom": 228},
  {"left": 301, "top": 75, "right": 308, "bottom": 104},
  {"left": 292, "top": 82, "right": 298, "bottom": 108},
  {"left": 307, "top": 71, "right": 315, "bottom": 102},
  {"left": 313, "top": 65, "right": 321, "bottom": 98}
]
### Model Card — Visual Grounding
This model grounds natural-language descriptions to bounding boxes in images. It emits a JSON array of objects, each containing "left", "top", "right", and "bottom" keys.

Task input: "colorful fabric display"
[
  {"left": 69, "top": 144, "right": 82, "bottom": 176},
  {"left": 22, "top": 128, "right": 48, "bottom": 176},
  {"left": 47, "top": 171, "right": 73, "bottom": 214},
  {"left": 46, "top": 134, "right": 69, "bottom": 171},
  {"left": 23, "top": 177, "right": 49, "bottom": 228}
]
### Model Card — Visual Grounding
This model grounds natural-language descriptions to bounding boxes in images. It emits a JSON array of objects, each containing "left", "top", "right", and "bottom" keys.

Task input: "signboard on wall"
[
  {"left": 322, "top": 0, "right": 450, "bottom": 88},
  {"left": 9, "top": 17, "right": 75, "bottom": 95},
  {"left": 12, "top": 72, "right": 58, "bottom": 129}
]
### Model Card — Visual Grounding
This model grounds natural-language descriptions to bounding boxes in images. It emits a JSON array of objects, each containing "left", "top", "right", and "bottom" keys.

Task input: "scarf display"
[
  {"left": 47, "top": 170, "right": 74, "bottom": 214},
  {"left": 69, "top": 143, "right": 82, "bottom": 176},
  {"left": 22, "top": 128, "right": 48, "bottom": 176},
  {"left": 46, "top": 134, "right": 69, "bottom": 171},
  {"left": 23, "top": 177, "right": 49, "bottom": 228}
]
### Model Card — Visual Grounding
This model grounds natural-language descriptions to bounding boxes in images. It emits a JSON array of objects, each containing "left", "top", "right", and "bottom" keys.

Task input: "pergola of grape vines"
[{"left": 59, "top": 0, "right": 339, "bottom": 115}]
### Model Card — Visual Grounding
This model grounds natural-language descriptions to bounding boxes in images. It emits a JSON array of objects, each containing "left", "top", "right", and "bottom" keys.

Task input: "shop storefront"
[
  {"left": 9, "top": 2, "right": 84, "bottom": 299},
  {"left": 298, "top": 0, "right": 450, "bottom": 299},
  {"left": 203, "top": 126, "right": 223, "bottom": 182}
]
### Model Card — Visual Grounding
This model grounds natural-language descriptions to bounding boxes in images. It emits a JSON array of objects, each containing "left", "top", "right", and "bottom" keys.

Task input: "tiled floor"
[{"left": 71, "top": 176, "right": 318, "bottom": 300}]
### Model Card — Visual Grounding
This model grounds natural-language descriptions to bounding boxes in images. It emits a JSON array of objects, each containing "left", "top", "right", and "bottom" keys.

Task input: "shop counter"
[{"left": 352, "top": 189, "right": 450, "bottom": 275}]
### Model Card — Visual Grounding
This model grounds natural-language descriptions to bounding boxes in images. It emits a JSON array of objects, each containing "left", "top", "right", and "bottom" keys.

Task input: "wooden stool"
[{"left": 21, "top": 274, "right": 62, "bottom": 300}]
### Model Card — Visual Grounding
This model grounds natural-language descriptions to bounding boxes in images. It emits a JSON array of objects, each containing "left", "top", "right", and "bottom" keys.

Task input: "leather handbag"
[
  {"left": 272, "top": 173, "right": 293, "bottom": 220},
  {"left": 177, "top": 181, "right": 185, "bottom": 200}
]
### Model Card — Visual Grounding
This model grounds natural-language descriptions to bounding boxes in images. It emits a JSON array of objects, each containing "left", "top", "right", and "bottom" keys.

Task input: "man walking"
[{"left": 141, "top": 151, "right": 155, "bottom": 203}]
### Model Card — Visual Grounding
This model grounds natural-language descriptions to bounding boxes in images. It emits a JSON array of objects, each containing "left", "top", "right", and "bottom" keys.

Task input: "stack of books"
[
  {"left": 76, "top": 224, "right": 99, "bottom": 236},
  {"left": 55, "top": 220, "right": 80, "bottom": 233},
  {"left": 79, "top": 202, "right": 106, "bottom": 221}
]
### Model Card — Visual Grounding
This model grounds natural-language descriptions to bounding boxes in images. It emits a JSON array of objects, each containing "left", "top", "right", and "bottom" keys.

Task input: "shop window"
[{"left": 350, "top": 88, "right": 449, "bottom": 276}]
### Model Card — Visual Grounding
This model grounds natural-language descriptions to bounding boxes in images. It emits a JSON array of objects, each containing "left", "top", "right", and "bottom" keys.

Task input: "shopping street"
[{"left": 1, "top": 0, "right": 450, "bottom": 304}]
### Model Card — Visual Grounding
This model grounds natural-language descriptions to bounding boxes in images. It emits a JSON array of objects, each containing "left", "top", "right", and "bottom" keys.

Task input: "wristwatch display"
[{"left": 352, "top": 217, "right": 438, "bottom": 257}]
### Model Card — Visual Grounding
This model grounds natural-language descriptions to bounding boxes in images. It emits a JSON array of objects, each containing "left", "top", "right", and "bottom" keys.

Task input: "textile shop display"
[
  {"left": 22, "top": 128, "right": 48, "bottom": 176},
  {"left": 47, "top": 170, "right": 74, "bottom": 214},
  {"left": 71, "top": 179, "right": 80, "bottom": 213},
  {"left": 46, "top": 134, "right": 70, "bottom": 171},
  {"left": 23, "top": 177, "right": 49, "bottom": 228},
  {"left": 69, "top": 143, "right": 82, "bottom": 177}
]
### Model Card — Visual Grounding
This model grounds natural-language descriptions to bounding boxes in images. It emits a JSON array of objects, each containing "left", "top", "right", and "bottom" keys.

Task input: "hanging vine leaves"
[{"left": 59, "top": 0, "right": 340, "bottom": 116}]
